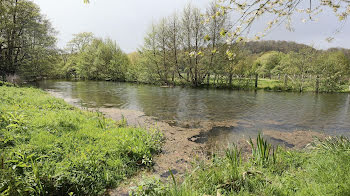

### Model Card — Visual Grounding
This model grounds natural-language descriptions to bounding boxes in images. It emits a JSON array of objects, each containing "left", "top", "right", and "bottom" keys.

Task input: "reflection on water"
[{"left": 34, "top": 80, "right": 350, "bottom": 139}]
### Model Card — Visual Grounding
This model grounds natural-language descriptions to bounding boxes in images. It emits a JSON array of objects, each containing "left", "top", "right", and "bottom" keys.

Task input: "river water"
[{"left": 35, "top": 80, "right": 350, "bottom": 145}]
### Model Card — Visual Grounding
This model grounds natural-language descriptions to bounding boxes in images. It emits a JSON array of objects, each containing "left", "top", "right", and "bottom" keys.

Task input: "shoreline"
[
  {"left": 46, "top": 89, "right": 328, "bottom": 195},
  {"left": 32, "top": 79, "right": 350, "bottom": 94}
]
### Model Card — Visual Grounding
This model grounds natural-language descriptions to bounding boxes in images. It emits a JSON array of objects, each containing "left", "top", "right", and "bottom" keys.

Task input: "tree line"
[
  {"left": 1, "top": 0, "right": 350, "bottom": 93},
  {"left": 0, "top": 0, "right": 130, "bottom": 82},
  {"left": 127, "top": 3, "right": 350, "bottom": 92},
  {"left": 58, "top": 32, "right": 129, "bottom": 81}
]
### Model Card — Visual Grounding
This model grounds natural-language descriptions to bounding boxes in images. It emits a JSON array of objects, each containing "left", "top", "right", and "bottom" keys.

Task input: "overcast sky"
[{"left": 33, "top": 0, "right": 350, "bottom": 53}]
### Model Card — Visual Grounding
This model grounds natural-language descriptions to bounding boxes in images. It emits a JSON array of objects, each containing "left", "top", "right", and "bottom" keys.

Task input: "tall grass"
[
  {"left": 132, "top": 134, "right": 350, "bottom": 196},
  {"left": 0, "top": 86, "right": 163, "bottom": 195},
  {"left": 224, "top": 144, "right": 241, "bottom": 179},
  {"left": 316, "top": 136, "right": 350, "bottom": 151},
  {"left": 249, "top": 133, "right": 277, "bottom": 166}
]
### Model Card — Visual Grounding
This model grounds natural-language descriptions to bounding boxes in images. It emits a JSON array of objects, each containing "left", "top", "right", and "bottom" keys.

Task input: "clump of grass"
[
  {"left": 316, "top": 136, "right": 350, "bottom": 151},
  {"left": 0, "top": 86, "right": 163, "bottom": 195},
  {"left": 224, "top": 143, "right": 241, "bottom": 179},
  {"left": 249, "top": 133, "right": 277, "bottom": 166}
]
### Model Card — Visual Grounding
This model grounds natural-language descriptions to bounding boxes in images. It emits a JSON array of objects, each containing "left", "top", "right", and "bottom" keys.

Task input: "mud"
[
  {"left": 263, "top": 129, "right": 326, "bottom": 149},
  {"left": 47, "top": 90, "right": 327, "bottom": 195}
]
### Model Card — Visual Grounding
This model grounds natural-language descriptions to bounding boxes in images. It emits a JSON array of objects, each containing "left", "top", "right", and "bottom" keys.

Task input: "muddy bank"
[{"left": 46, "top": 90, "right": 326, "bottom": 195}]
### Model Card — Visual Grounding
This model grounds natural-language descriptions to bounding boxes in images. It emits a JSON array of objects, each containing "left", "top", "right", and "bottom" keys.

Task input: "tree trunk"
[
  {"left": 172, "top": 71, "right": 175, "bottom": 86},
  {"left": 229, "top": 74, "right": 233, "bottom": 86},
  {"left": 284, "top": 74, "right": 288, "bottom": 88},
  {"left": 255, "top": 74, "right": 258, "bottom": 88},
  {"left": 213, "top": 74, "right": 216, "bottom": 86},
  {"left": 315, "top": 75, "right": 320, "bottom": 93},
  {"left": 207, "top": 73, "right": 210, "bottom": 86},
  {"left": 300, "top": 74, "right": 304, "bottom": 92}
]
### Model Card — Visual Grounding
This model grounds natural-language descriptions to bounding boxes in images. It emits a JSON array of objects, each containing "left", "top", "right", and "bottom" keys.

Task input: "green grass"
[
  {"left": 174, "top": 76, "right": 350, "bottom": 92},
  {"left": 132, "top": 135, "right": 350, "bottom": 196},
  {"left": 0, "top": 86, "right": 163, "bottom": 195}
]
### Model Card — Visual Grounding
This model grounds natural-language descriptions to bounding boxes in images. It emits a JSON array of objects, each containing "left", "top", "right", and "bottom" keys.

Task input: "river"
[{"left": 34, "top": 80, "right": 350, "bottom": 147}]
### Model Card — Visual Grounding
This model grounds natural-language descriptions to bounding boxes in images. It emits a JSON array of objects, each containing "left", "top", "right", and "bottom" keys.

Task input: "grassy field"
[
  {"left": 0, "top": 85, "right": 162, "bottom": 195},
  {"left": 132, "top": 135, "right": 350, "bottom": 196}
]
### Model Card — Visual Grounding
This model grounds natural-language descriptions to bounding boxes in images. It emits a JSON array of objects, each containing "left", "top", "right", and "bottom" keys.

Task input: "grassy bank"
[
  {"left": 208, "top": 78, "right": 350, "bottom": 93},
  {"left": 0, "top": 85, "right": 162, "bottom": 195},
  {"left": 138, "top": 77, "right": 350, "bottom": 93},
  {"left": 132, "top": 135, "right": 350, "bottom": 196}
]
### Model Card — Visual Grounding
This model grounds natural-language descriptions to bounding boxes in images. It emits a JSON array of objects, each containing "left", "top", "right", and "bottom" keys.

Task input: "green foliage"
[
  {"left": 131, "top": 177, "right": 169, "bottom": 196},
  {"left": 59, "top": 35, "right": 130, "bottom": 82},
  {"left": 249, "top": 133, "right": 277, "bottom": 166},
  {"left": 315, "top": 136, "right": 350, "bottom": 152},
  {"left": 134, "top": 135, "right": 350, "bottom": 196},
  {"left": 66, "top": 32, "right": 94, "bottom": 53},
  {"left": 133, "top": 2, "right": 350, "bottom": 92},
  {"left": 224, "top": 144, "right": 241, "bottom": 179},
  {"left": 2, "top": 0, "right": 350, "bottom": 93},
  {"left": 255, "top": 51, "right": 284, "bottom": 78},
  {"left": 0, "top": 81, "right": 15, "bottom": 87},
  {"left": 0, "top": 86, "right": 163, "bottom": 195},
  {"left": 0, "top": 0, "right": 57, "bottom": 80},
  {"left": 314, "top": 51, "right": 350, "bottom": 92}
]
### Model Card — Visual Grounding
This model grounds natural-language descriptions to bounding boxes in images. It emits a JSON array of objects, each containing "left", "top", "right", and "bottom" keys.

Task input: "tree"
[
  {"left": 278, "top": 48, "right": 315, "bottom": 92},
  {"left": 0, "top": 0, "right": 57, "bottom": 80},
  {"left": 76, "top": 38, "right": 129, "bottom": 81},
  {"left": 314, "top": 51, "right": 350, "bottom": 92},
  {"left": 255, "top": 51, "right": 284, "bottom": 79},
  {"left": 66, "top": 32, "right": 94, "bottom": 53},
  {"left": 166, "top": 13, "right": 182, "bottom": 85},
  {"left": 133, "top": 2, "right": 349, "bottom": 92},
  {"left": 217, "top": 0, "right": 350, "bottom": 43},
  {"left": 204, "top": 0, "right": 229, "bottom": 85}
]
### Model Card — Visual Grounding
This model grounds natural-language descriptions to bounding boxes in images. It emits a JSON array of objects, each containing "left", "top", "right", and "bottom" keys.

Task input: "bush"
[{"left": 0, "top": 81, "right": 15, "bottom": 87}]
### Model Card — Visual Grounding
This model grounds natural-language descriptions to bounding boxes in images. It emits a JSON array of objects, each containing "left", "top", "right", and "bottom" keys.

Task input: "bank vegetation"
[{"left": 1, "top": 1, "right": 350, "bottom": 92}]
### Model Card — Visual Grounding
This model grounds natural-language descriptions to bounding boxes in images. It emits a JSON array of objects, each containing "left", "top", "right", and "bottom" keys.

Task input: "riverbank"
[
  {"left": 0, "top": 85, "right": 162, "bottom": 195},
  {"left": 43, "top": 83, "right": 334, "bottom": 195},
  {"left": 131, "top": 135, "right": 350, "bottom": 196},
  {"left": 2, "top": 83, "right": 349, "bottom": 196},
  {"left": 177, "top": 78, "right": 350, "bottom": 93},
  {"left": 30, "top": 78, "right": 350, "bottom": 93}
]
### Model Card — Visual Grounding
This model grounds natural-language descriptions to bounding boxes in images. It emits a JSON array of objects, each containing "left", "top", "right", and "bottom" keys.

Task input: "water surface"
[{"left": 35, "top": 80, "right": 350, "bottom": 144}]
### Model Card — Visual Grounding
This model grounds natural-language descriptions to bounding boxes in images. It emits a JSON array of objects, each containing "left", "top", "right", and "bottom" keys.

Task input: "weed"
[{"left": 249, "top": 133, "right": 278, "bottom": 166}]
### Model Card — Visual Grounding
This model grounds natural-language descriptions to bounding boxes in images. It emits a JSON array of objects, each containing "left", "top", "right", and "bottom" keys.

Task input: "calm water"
[{"left": 35, "top": 80, "right": 350, "bottom": 139}]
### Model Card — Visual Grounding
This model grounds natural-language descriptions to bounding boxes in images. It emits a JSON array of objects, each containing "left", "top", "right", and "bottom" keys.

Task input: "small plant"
[
  {"left": 316, "top": 136, "right": 350, "bottom": 151},
  {"left": 225, "top": 143, "right": 241, "bottom": 178},
  {"left": 0, "top": 81, "right": 15, "bottom": 87},
  {"left": 96, "top": 111, "right": 108, "bottom": 130},
  {"left": 118, "top": 115, "right": 128, "bottom": 127},
  {"left": 169, "top": 168, "right": 177, "bottom": 193},
  {"left": 130, "top": 177, "right": 168, "bottom": 196},
  {"left": 249, "top": 133, "right": 277, "bottom": 166}
]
